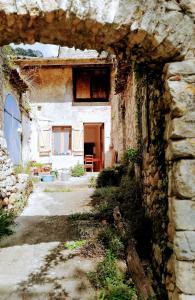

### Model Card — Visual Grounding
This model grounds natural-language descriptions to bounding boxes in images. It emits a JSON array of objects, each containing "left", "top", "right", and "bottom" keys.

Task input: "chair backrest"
[{"left": 85, "top": 155, "right": 93, "bottom": 163}]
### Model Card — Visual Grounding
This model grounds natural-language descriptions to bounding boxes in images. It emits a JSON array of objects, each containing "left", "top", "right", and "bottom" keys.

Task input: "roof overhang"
[{"left": 15, "top": 58, "right": 113, "bottom": 68}]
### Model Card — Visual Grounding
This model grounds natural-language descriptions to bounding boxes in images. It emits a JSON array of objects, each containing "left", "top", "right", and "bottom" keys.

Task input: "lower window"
[{"left": 52, "top": 126, "right": 72, "bottom": 155}]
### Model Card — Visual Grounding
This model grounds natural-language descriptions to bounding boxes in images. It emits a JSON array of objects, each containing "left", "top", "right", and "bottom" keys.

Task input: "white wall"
[
  {"left": 30, "top": 103, "right": 111, "bottom": 170},
  {"left": 22, "top": 113, "right": 31, "bottom": 164}
]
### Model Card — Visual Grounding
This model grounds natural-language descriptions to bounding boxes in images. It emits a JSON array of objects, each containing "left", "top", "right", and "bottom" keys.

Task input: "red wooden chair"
[{"left": 84, "top": 155, "right": 94, "bottom": 172}]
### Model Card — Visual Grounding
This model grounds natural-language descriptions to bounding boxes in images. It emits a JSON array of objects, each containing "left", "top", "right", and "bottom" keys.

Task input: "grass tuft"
[
  {"left": 88, "top": 250, "right": 137, "bottom": 300},
  {"left": 64, "top": 240, "right": 86, "bottom": 250},
  {"left": 98, "top": 228, "right": 124, "bottom": 258}
]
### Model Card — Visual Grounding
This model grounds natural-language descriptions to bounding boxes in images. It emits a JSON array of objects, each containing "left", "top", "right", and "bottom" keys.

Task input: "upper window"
[
  {"left": 73, "top": 67, "right": 110, "bottom": 103},
  {"left": 52, "top": 126, "right": 72, "bottom": 155}
]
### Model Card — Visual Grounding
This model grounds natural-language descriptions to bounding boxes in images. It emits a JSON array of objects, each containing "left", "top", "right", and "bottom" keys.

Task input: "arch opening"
[{"left": 0, "top": 1, "right": 194, "bottom": 299}]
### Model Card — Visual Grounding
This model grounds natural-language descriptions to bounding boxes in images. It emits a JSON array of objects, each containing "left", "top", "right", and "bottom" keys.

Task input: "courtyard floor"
[{"left": 0, "top": 180, "right": 100, "bottom": 300}]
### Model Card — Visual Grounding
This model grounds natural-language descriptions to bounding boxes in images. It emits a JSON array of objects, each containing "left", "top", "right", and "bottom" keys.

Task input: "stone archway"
[
  {"left": 0, "top": 1, "right": 194, "bottom": 61},
  {"left": 0, "top": 1, "right": 194, "bottom": 299}
]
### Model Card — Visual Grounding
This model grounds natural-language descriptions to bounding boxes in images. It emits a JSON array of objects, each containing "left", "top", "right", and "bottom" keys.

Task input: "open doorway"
[{"left": 84, "top": 123, "right": 104, "bottom": 172}]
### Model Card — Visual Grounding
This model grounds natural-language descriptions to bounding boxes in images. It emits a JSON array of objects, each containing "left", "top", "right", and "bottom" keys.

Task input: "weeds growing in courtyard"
[
  {"left": 64, "top": 240, "right": 86, "bottom": 250},
  {"left": 88, "top": 176, "right": 97, "bottom": 188},
  {"left": 70, "top": 163, "right": 85, "bottom": 177},
  {"left": 96, "top": 166, "right": 125, "bottom": 187},
  {"left": 88, "top": 228, "right": 137, "bottom": 300},
  {"left": 0, "top": 209, "right": 14, "bottom": 238}
]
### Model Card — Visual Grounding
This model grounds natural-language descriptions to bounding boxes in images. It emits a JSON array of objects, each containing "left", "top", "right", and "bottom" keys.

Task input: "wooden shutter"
[
  {"left": 38, "top": 127, "right": 51, "bottom": 156},
  {"left": 75, "top": 71, "right": 90, "bottom": 99}
]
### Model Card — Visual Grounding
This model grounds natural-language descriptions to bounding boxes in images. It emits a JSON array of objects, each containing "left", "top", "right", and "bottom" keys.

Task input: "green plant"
[
  {"left": 68, "top": 212, "right": 95, "bottom": 221},
  {"left": 123, "top": 148, "right": 141, "bottom": 164},
  {"left": 0, "top": 210, "right": 14, "bottom": 238},
  {"left": 31, "top": 162, "right": 44, "bottom": 168},
  {"left": 96, "top": 166, "right": 124, "bottom": 188},
  {"left": 98, "top": 228, "right": 124, "bottom": 257},
  {"left": 14, "top": 161, "right": 32, "bottom": 175},
  {"left": 93, "top": 164, "right": 151, "bottom": 259},
  {"left": 92, "top": 187, "right": 119, "bottom": 201},
  {"left": 2, "top": 45, "right": 16, "bottom": 69},
  {"left": 89, "top": 250, "right": 123, "bottom": 288},
  {"left": 23, "top": 161, "right": 32, "bottom": 175},
  {"left": 30, "top": 176, "right": 40, "bottom": 183},
  {"left": 14, "top": 164, "right": 23, "bottom": 174},
  {"left": 88, "top": 250, "right": 137, "bottom": 300},
  {"left": 88, "top": 176, "right": 97, "bottom": 188},
  {"left": 91, "top": 186, "right": 119, "bottom": 219},
  {"left": 50, "top": 169, "right": 59, "bottom": 178},
  {"left": 70, "top": 163, "right": 85, "bottom": 177},
  {"left": 64, "top": 240, "right": 86, "bottom": 250},
  {"left": 99, "top": 283, "right": 136, "bottom": 300}
]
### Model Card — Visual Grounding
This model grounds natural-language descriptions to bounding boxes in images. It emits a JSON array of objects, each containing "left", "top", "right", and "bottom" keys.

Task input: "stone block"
[
  {"left": 165, "top": 80, "right": 188, "bottom": 118},
  {"left": 175, "top": 260, "right": 195, "bottom": 294},
  {"left": 170, "top": 198, "right": 195, "bottom": 230},
  {"left": 178, "top": 294, "right": 195, "bottom": 300},
  {"left": 166, "top": 61, "right": 195, "bottom": 78},
  {"left": 2, "top": 198, "right": 9, "bottom": 207},
  {"left": 168, "top": 113, "right": 195, "bottom": 139},
  {"left": 167, "top": 139, "right": 195, "bottom": 160},
  {"left": 174, "top": 231, "right": 195, "bottom": 260},
  {"left": 173, "top": 160, "right": 195, "bottom": 198},
  {"left": 18, "top": 173, "right": 29, "bottom": 183}
]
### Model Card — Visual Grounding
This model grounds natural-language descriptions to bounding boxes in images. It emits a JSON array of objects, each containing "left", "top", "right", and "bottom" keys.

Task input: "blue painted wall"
[{"left": 4, "top": 94, "right": 22, "bottom": 165}]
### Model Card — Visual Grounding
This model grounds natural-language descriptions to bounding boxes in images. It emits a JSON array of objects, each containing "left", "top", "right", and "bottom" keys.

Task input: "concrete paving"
[{"left": 0, "top": 181, "right": 99, "bottom": 300}]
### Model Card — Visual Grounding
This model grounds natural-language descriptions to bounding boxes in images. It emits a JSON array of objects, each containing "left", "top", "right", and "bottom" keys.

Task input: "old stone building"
[
  {"left": 16, "top": 56, "right": 113, "bottom": 171},
  {"left": 0, "top": 0, "right": 194, "bottom": 299}
]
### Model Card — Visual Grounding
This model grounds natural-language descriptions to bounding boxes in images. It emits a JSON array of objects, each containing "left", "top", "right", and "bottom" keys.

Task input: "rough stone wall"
[
  {"left": 112, "top": 63, "right": 169, "bottom": 297},
  {"left": 112, "top": 61, "right": 195, "bottom": 299},
  {"left": 112, "top": 61, "right": 137, "bottom": 160},
  {"left": 164, "top": 60, "right": 195, "bottom": 300},
  {"left": 0, "top": 54, "right": 32, "bottom": 212},
  {"left": 140, "top": 65, "right": 169, "bottom": 298},
  {"left": 0, "top": 128, "right": 32, "bottom": 212}
]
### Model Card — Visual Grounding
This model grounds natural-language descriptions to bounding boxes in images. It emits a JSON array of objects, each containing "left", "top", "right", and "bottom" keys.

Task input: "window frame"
[
  {"left": 52, "top": 126, "right": 72, "bottom": 156},
  {"left": 73, "top": 66, "right": 111, "bottom": 103}
]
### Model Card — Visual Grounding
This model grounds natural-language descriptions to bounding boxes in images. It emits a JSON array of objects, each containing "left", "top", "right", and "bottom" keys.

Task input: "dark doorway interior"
[{"left": 84, "top": 123, "right": 104, "bottom": 172}]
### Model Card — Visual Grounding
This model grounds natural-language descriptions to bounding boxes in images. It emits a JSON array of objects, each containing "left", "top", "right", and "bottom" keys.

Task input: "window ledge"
[{"left": 72, "top": 102, "right": 111, "bottom": 106}]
